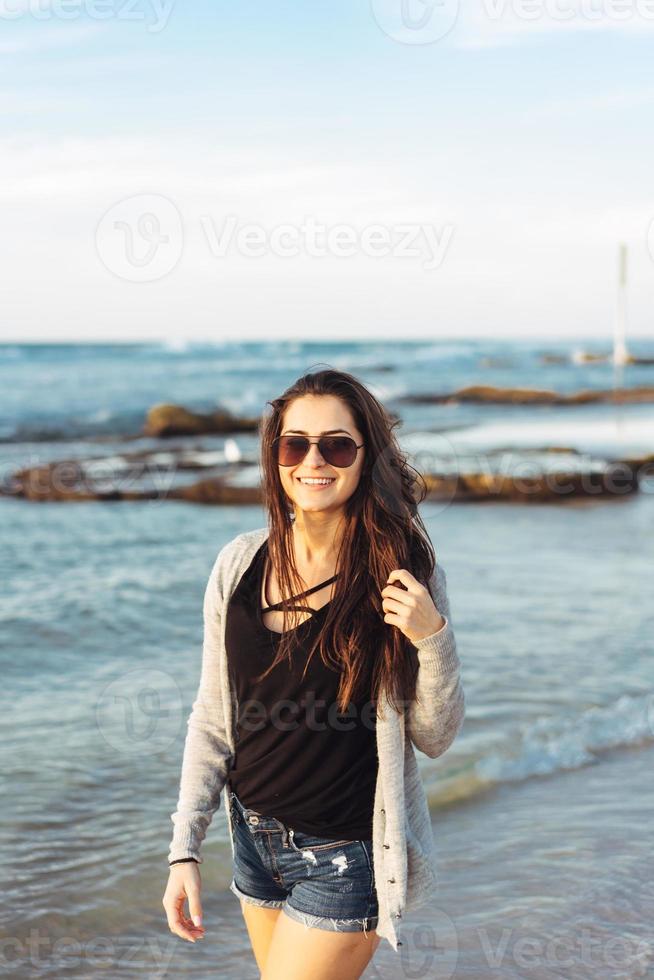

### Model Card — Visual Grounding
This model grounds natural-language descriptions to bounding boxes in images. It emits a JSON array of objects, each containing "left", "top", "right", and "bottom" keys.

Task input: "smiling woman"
[{"left": 164, "top": 367, "right": 465, "bottom": 979}]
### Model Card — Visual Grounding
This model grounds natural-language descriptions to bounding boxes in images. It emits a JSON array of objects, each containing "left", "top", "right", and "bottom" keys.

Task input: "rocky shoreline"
[
  {"left": 3, "top": 446, "right": 650, "bottom": 505},
  {"left": 2, "top": 396, "right": 652, "bottom": 506},
  {"left": 400, "top": 384, "right": 654, "bottom": 406}
]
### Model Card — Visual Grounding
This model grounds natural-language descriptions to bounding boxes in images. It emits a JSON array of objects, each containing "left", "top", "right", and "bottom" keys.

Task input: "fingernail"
[{"left": 192, "top": 916, "right": 202, "bottom": 927}]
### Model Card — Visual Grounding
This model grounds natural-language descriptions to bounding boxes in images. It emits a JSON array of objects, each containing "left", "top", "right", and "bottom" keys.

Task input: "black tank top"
[{"left": 224, "top": 540, "right": 378, "bottom": 840}]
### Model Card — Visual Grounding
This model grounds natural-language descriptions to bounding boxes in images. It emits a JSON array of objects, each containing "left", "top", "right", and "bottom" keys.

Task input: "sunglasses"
[{"left": 273, "top": 435, "right": 364, "bottom": 468}]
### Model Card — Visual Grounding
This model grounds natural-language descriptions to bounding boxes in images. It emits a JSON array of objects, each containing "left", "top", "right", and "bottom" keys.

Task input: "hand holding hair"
[{"left": 380, "top": 568, "right": 446, "bottom": 646}]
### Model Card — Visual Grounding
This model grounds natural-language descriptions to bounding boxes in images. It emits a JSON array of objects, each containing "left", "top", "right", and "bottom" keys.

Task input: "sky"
[{"left": 2, "top": 0, "right": 654, "bottom": 343}]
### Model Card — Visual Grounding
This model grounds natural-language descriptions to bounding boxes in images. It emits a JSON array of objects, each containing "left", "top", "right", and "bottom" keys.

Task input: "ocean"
[{"left": 1, "top": 338, "right": 653, "bottom": 979}]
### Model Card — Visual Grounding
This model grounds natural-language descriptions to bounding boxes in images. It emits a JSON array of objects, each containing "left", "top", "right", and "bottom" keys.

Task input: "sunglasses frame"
[{"left": 272, "top": 434, "right": 365, "bottom": 468}]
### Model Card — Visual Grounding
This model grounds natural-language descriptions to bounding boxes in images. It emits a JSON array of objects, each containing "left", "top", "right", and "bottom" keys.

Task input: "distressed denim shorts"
[{"left": 227, "top": 788, "right": 379, "bottom": 934}]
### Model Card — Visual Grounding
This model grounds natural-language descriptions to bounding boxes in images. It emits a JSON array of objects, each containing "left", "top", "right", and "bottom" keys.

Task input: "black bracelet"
[{"left": 169, "top": 857, "right": 199, "bottom": 867}]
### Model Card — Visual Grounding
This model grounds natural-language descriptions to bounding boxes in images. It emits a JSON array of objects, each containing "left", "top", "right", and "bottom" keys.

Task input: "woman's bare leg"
[
  {"left": 239, "top": 900, "right": 282, "bottom": 974},
  {"left": 261, "top": 910, "right": 381, "bottom": 980}
]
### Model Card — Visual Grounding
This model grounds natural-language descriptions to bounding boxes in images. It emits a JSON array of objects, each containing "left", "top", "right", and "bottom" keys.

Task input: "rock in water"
[{"left": 143, "top": 403, "right": 259, "bottom": 437}]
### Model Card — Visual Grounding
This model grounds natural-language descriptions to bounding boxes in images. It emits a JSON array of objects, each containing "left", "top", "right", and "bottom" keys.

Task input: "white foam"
[
  {"left": 223, "top": 438, "right": 242, "bottom": 464},
  {"left": 432, "top": 413, "right": 654, "bottom": 458},
  {"left": 476, "top": 692, "right": 654, "bottom": 784}
]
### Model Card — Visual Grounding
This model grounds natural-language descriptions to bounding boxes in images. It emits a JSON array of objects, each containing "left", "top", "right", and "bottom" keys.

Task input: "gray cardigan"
[{"left": 168, "top": 526, "right": 465, "bottom": 952}]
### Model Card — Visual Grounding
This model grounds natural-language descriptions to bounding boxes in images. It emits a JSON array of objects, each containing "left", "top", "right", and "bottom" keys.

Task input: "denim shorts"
[{"left": 227, "top": 788, "right": 379, "bottom": 934}]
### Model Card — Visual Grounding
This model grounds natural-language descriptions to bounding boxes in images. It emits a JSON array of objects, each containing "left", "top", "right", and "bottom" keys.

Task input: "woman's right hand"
[{"left": 162, "top": 862, "right": 205, "bottom": 943}]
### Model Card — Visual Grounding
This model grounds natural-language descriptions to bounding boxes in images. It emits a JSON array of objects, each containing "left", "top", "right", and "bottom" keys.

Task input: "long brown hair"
[{"left": 258, "top": 367, "right": 437, "bottom": 720}]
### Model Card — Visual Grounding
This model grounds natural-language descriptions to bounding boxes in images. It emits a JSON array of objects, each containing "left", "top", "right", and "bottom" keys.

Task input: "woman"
[{"left": 163, "top": 368, "right": 465, "bottom": 980}]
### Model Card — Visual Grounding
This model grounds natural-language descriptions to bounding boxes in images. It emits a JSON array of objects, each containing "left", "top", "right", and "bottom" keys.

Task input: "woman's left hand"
[{"left": 381, "top": 568, "right": 445, "bottom": 645}]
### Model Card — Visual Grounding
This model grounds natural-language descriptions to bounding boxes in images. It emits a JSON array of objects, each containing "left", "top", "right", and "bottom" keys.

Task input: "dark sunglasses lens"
[
  {"left": 320, "top": 437, "right": 357, "bottom": 466},
  {"left": 276, "top": 436, "right": 358, "bottom": 467},
  {"left": 277, "top": 436, "right": 309, "bottom": 465}
]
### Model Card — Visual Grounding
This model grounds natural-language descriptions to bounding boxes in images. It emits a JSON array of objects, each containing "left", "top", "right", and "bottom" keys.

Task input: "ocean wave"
[
  {"left": 407, "top": 342, "right": 478, "bottom": 362},
  {"left": 0, "top": 346, "right": 23, "bottom": 360},
  {"left": 0, "top": 411, "right": 146, "bottom": 443},
  {"left": 426, "top": 691, "right": 654, "bottom": 810}
]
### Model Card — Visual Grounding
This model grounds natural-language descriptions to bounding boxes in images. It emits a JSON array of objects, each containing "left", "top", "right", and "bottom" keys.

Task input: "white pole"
[{"left": 613, "top": 242, "right": 629, "bottom": 366}]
